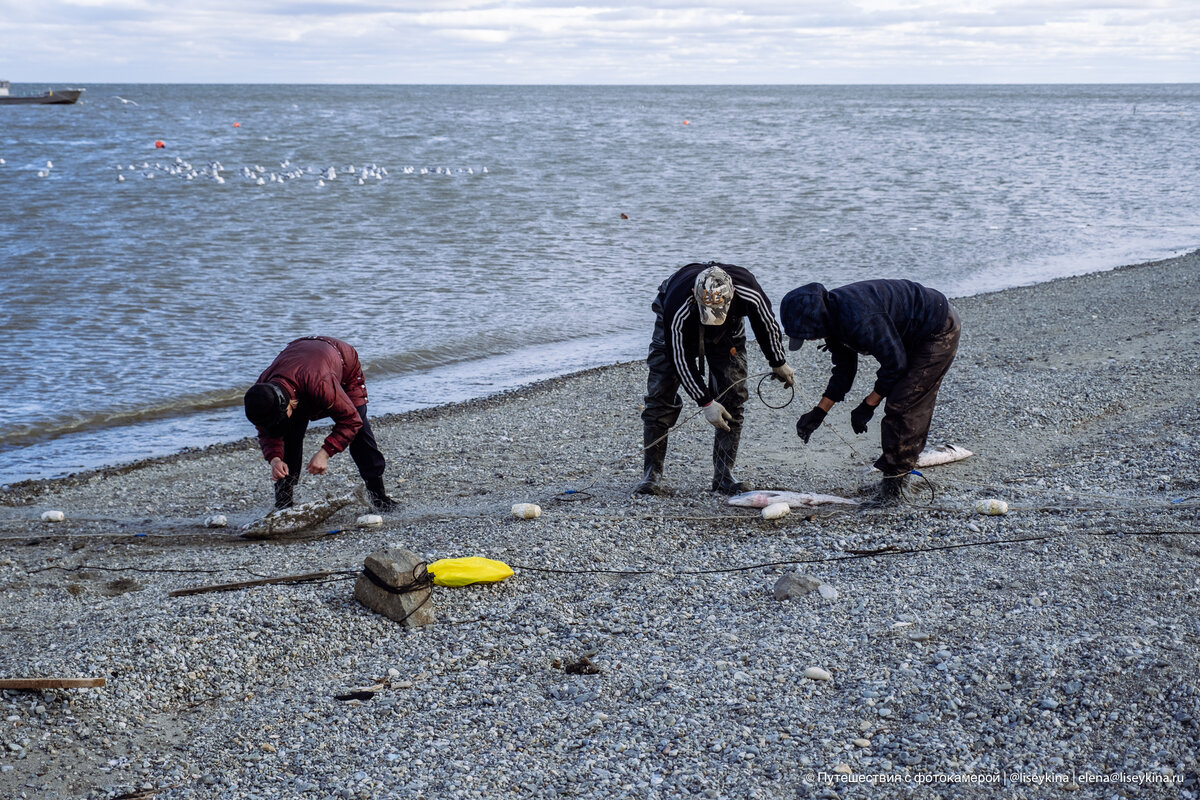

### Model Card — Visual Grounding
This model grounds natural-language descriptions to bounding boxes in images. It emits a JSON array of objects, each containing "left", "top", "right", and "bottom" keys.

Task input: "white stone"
[
  {"left": 761, "top": 502, "right": 790, "bottom": 520},
  {"left": 803, "top": 666, "right": 832, "bottom": 681},
  {"left": 853, "top": 738, "right": 871, "bottom": 748},
  {"left": 357, "top": 514, "right": 383, "bottom": 526},
  {"left": 818, "top": 583, "right": 838, "bottom": 600},
  {"left": 511, "top": 503, "right": 541, "bottom": 519},
  {"left": 204, "top": 515, "right": 227, "bottom": 528},
  {"left": 40, "top": 510, "right": 65, "bottom": 523},
  {"left": 976, "top": 498, "right": 1009, "bottom": 516}
]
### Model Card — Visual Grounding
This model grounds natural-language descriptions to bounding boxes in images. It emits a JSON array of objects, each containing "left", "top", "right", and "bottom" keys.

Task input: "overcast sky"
[{"left": 2, "top": 0, "right": 1198, "bottom": 84}]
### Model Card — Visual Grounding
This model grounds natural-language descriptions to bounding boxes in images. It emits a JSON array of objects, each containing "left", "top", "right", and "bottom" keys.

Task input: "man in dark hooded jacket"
[
  {"left": 636, "top": 262, "right": 793, "bottom": 496},
  {"left": 243, "top": 336, "right": 397, "bottom": 511},
  {"left": 779, "top": 279, "right": 961, "bottom": 507}
]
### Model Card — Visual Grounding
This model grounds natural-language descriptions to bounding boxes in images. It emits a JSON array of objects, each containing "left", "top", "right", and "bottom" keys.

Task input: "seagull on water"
[{"left": 113, "top": 96, "right": 139, "bottom": 106}]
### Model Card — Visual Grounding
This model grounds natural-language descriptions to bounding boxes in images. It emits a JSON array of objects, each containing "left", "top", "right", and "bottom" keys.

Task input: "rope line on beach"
[{"left": 508, "top": 528, "right": 1200, "bottom": 578}]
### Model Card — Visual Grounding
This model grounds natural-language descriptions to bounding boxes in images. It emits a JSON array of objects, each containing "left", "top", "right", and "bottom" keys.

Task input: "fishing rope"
[{"left": 507, "top": 528, "right": 1200, "bottom": 579}]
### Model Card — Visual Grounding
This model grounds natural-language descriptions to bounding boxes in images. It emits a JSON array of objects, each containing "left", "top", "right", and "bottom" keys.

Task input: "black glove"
[
  {"left": 850, "top": 401, "right": 876, "bottom": 434},
  {"left": 795, "top": 407, "right": 827, "bottom": 443}
]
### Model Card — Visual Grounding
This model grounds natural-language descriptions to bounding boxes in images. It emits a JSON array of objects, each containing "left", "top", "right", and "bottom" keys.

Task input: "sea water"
[{"left": 1, "top": 84, "right": 1198, "bottom": 484}]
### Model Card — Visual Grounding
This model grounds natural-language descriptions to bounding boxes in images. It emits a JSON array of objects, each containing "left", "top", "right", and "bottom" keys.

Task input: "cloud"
[{"left": 2, "top": 0, "right": 1198, "bottom": 82}]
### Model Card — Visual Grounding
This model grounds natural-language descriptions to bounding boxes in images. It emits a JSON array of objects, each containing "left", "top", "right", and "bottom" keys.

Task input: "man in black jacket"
[
  {"left": 636, "top": 262, "right": 794, "bottom": 496},
  {"left": 780, "top": 279, "right": 961, "bottom": 507}
]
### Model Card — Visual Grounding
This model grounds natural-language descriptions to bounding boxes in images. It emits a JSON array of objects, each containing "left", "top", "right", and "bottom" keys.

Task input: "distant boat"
[{"left": 0, "top": 81, "right": 83, "bottom": 105}]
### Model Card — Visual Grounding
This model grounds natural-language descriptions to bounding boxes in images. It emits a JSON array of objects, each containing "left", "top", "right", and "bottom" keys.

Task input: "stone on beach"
[
  {"left": 773, "top": 573, "right": 822, "bottom": 600},
  {"left": 804, "top": 667, "right": 832, "bottom": 681},
  {"left": 40, "top": 510, "right": 65, "bottom": 523},
  {"left": 353, "top": 548, "right": 436, "bottom": 627}
]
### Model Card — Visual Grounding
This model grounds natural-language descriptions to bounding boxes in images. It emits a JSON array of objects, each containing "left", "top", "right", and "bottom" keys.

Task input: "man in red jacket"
[{"left": 243, "top": 336, "right": 396, "bottom": 511}]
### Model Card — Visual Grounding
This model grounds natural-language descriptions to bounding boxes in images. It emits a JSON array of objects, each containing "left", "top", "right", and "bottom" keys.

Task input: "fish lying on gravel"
[
  {"left": 240, "top": 495, "right": 356, "bottom": 539},
  {"left": 727, "top": 490, "right": 858, "bottom": 509},
  {"left": 865, "top": 443, "right": 973, "bottom": 472},
  {"left": 912, "top": 443, "right": 973, "bottom": 468}
]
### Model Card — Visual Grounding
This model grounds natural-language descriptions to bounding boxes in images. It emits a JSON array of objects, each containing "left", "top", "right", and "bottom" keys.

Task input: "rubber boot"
[
  {"left": 273, "top": 477, "right": 298, "bottom": 510},
  {"left": 711, "top": 428, "right": 748, "bottom": 495},
  {"left": 633, "top": 426, "right": 669, "bottom": 496},
  {"left": 364, "top": 476, "right": 398, "bottom": 512},
  {"left": 862, "top": 474, "right": 909, "bottom": 509}
]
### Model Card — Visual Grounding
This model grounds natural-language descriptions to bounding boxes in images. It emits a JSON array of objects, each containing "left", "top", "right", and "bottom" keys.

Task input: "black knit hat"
[{"left": 244, "top": 382, "right": 288, "bottom": 429}]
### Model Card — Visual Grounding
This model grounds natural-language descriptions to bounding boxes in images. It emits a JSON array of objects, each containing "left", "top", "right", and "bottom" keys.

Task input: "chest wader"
[
  {"left": 863, "top": 306, "right": 962, "bottom": 508},
  {"left": 637, "top": 293, "right": 750, "bottom": 495}
]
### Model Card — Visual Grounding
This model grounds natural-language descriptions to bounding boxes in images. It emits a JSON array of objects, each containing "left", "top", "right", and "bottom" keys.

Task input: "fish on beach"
[
  {"left": 869, "top": 443, "right": 973, "bottom": 471},
  {"left": 728, "top": 490, "right": 859, "bottom": 509},
  {"left": 240, "top": 495, "right": 356, "bottom": 539}
]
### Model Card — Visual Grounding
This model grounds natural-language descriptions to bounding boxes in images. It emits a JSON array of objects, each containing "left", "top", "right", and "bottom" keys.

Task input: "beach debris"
[
  {"left": 40, "top": 510, "right": 65, "bottom": 523},
  {"left": 204, "top": 515, "right": 228, "bottom": 528},
  {"left": 564, "top": 656, "right": 601, "bottom": 675},
  {"left": 773, "top": 573, "right": 822, "bottom": 600},
  {"left": 728, "top": 490, "right": 857, "bottom": 509},
  {"left": 511, "top": 503, "right": 542, "bottom": 519},
  {"left": 803, "top": 666, "right": 832, "bottom": 681},
  {"left": 239, "top": 494, "right": 355, "bottom": 539},
  {"left": 0, "top": 677, "right": 106, "bottom": 690},
  {"left": 334, "top": 690, "right": 376, "bottom": 703},
  {"left": 761, "top": 502, "right": 791, "bottom": 520},
  {"left": 976, "top": 498, "right": 1009, "bottom": 516},
  {"left": 353, "top": 548, "right": 436, "bottom": 627},
  {"left": 170, "top": 570, "right": 350, "bottom": 597},
  {"left": 357, "top": 514, "right": 383, "bottom": 526}
]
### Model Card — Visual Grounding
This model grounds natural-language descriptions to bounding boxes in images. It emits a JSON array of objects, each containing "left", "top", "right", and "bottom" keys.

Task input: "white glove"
[
  {"left": 702, "top": 401, "right": 732, "bottom": 431},
  {"left": 771, "top": 363, "right": 795, "bottom": 388}
]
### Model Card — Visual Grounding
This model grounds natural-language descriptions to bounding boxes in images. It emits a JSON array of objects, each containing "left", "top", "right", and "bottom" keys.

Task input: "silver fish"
[
  {"left": 914, "top": 444, "right": 973, "bottom": 468},
  {"left": 867, "top": 444, "right": 974, "bottom": 472},
  {"left": 240, "top": 495, "right": 356, "bottom": 539},
  {"left": 728, "top": 490, "right": 858, "bottom": 509}
]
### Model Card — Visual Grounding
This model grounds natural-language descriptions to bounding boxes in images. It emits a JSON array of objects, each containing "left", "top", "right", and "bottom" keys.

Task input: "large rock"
[{"left": 354, "top": 548, "right": 436, "bottom": 627}]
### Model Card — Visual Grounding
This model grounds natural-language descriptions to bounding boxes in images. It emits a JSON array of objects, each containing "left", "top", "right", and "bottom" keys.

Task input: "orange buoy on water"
[
  {"left": 233, "top": 122, "right": 240, "bottom": 128},
  {"left": 154, "top": 140, "right": 165, "bottom": 149},
  {"left": 683, "top": 120, "right": 689, "bottom": 125}
]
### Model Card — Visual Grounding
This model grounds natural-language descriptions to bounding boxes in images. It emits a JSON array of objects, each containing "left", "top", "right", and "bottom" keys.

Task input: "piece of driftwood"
[
  {"left": 169, "top": 570, "right": 348, "bottom": 597},
  {"left": 0, "top": 677, "right": 106, "bottom": 689}
]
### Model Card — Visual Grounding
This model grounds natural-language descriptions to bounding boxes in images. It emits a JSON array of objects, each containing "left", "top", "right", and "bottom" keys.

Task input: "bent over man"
[
  {"left": 243, "top": 336, "right": 397, "bottom": 511},
  {"left": 636, "top": 262, "right": 793, "bottom": 496},
  {"left": 780, "top": 279, "right": 961, "bottom": 507}
]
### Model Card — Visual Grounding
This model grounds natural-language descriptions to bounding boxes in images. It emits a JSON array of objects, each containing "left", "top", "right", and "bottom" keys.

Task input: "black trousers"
[
  {"left": 876, "top": 307, "right": 961, "bottom": 476},
  {"left": 279, "top": 404, "right": 386, "bottom": 483},
  {"left": 641, "top": 294, "right": 749, "bottom": 434}
]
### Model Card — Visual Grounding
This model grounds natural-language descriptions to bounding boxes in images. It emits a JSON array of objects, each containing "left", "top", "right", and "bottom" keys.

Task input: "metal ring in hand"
[{"left": 756, "top": 373, "right": 795, "bottom": 409}]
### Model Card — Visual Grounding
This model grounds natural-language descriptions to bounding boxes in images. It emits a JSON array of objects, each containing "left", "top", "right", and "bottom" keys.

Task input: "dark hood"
[{"left": 779, "top": 283, "right": 831, "bottom": 346}]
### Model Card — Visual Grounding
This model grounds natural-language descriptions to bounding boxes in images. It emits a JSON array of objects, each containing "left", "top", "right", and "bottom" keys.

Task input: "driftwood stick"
[
  {"left": 0, "top": 677, "right": 106, "bottom": 689},
  {"left": 168, "top": 570, "right": 350, "bottom": 597}
]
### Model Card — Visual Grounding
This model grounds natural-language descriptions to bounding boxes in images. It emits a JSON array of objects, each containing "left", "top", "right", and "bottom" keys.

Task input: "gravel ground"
[{"left": 1, "top": 252, "right": 1198, "bottom": 800}]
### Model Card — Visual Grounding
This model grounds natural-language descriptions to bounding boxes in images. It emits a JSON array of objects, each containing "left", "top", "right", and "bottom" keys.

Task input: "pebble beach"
[{"left": 1, "top": 251, "right": 1198, "bottom": 799}]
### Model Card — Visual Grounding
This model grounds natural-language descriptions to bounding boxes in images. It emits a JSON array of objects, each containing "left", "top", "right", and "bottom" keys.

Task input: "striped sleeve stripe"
[
  {"left": 669, "top": 303, "right": 707, "bottom": 402},
  {"left": 735, "top": 284, "right": 786, "bottom": 361}
]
